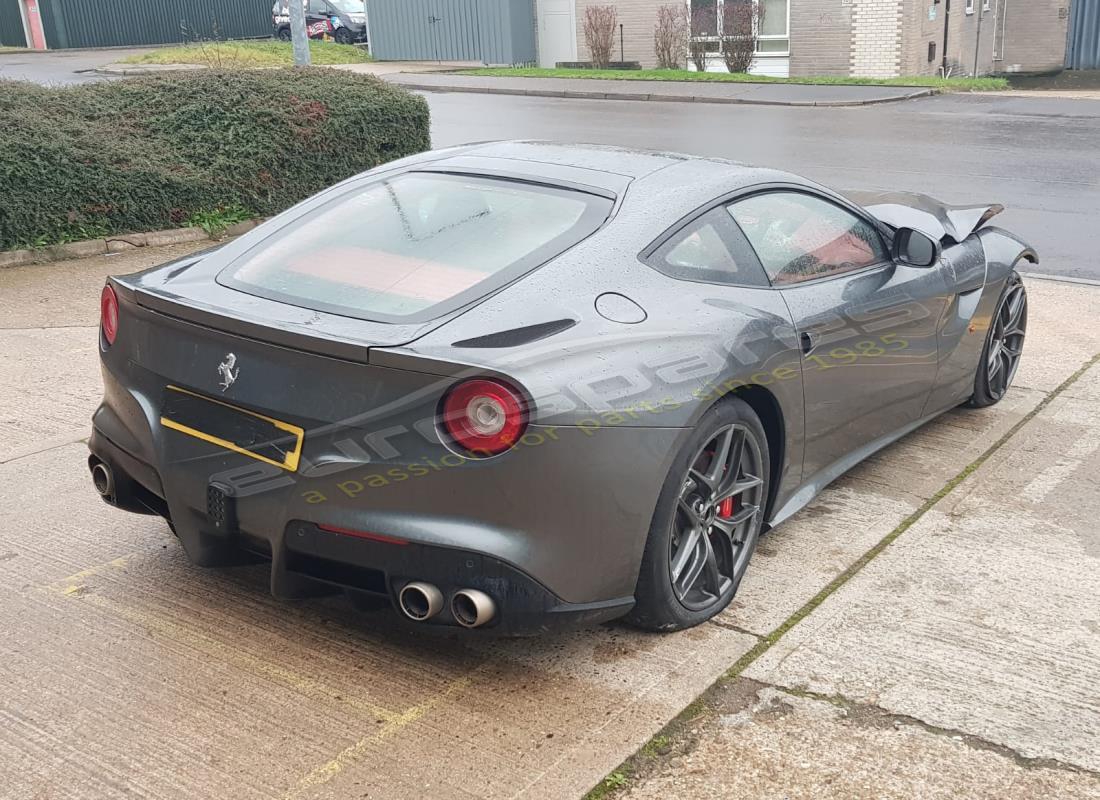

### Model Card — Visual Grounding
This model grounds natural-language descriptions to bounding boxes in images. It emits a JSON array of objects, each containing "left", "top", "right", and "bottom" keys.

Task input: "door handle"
[{"left": 800, "top": 332, "right": 814, "bottom": 355}]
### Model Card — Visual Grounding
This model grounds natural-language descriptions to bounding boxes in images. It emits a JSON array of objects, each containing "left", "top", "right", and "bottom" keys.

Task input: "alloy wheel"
[
  {"left": 987, "top": 281, "right": 1027, "bottom": 400},
  {"left": 669, "top": 423, "right": 765, "bottom": 612}
]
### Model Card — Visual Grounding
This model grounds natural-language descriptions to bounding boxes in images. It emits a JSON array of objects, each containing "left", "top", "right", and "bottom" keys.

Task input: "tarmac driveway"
[
  {"left": 1, "top": 243, "right": 1099, "bottom": 799},
  {"left": 0, "top": 48, "right": 153, "bottom": 84}
]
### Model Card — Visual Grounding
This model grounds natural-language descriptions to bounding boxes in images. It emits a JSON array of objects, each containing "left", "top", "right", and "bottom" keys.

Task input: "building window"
[
  {"left": 759, "top": 0, "right": 789, "bottom": 54},
  {"left": 687, "top": 0, "right": 789, "bottom": 58},
  {"left": 965, "top": 0, "right": 974, "bottom": 14}
]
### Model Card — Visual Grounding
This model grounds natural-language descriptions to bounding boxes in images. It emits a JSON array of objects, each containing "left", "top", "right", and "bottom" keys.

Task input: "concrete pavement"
[{"left": 1, "top": 243, "right": 1099, "bottom": 799}]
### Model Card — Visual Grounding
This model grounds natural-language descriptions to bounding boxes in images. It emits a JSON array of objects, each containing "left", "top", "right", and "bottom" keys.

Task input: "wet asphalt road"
[{"left": 424, "top": 91, "right": 1100, "bottom": 281}]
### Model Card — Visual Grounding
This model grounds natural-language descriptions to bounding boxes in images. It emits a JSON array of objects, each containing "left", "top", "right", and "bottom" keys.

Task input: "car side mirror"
[{"left": 892, "top": 227, "right": 941, "bottom": 267}]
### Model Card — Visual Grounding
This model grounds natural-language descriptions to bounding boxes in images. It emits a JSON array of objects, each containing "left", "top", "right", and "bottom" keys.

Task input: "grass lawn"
[
  {"left": 459, "top": 67, "right": 1008, "bottom": 92},
  {"left": 122, "top": 40, "right": 372, "bottom": 68}
]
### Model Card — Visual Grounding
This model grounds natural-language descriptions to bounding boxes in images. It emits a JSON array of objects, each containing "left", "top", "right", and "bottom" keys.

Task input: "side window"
[
  {"left": 308, "top": 0, "right": 328, "bottom": 14},
  {"left": 728, "top": 192, "right": 888, "bottom": 285},
  {"left": 647, "top": 207, "right": 769, "bottom": 287}
]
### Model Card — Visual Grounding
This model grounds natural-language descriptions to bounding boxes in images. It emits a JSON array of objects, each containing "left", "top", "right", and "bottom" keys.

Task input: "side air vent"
[{"left": 452, "top": 319, "right": 577, "bottom": 349}]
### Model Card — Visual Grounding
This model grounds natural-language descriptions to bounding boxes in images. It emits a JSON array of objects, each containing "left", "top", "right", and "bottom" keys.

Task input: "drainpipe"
[
  {"left": 972, "top": 0, "right": 984, "bottom": 76},
  {"left": 941, "top": 0, "right": 951, "bottom": 76}
]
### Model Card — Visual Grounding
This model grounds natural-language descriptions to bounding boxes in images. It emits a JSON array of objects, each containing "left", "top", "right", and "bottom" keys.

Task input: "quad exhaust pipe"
[
  {"left": 398, "top": 583, "right": 497, "bottom": 628},
  {"left": 451, "top": 588, "right": 495, "bottom": 628},
  {"left": 398, "top": 582, "right": 444, "bottom": 621}
]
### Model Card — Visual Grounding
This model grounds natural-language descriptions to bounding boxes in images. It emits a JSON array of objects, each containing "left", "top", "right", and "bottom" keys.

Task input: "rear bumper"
[{"left": 87, "top": 408, "right": 678, "bottom": 633}]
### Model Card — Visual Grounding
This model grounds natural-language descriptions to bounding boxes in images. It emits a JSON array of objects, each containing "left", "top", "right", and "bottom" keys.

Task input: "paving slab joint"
[{"left": 768, "top": 683, "right": 1100, "bottom": 777}]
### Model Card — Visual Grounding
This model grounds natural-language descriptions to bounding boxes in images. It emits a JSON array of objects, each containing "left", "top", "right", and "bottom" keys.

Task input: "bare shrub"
[
  {"left": 654, "top": 4, "right": 690, "bottom": 70},
  {"left": 584, "top": 5, "right": 618, "bottom": 69},
  {"left": 720, "top": 0, "right": 764, "bottom": 73},
  {"left": 689, "top": 8, "right": 715, "bottom": 71}
]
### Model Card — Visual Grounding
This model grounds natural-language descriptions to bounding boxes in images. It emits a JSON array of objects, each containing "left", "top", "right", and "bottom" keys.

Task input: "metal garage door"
[
  {"left": 0, "top": 0, "right": 27, "bottom": 47},
  {"left": 366, "top": 0, "right": 535, "bottom": 64},
  {"left": 1067, "top": 0, "right": 1100, "bottom": 69},
  {"left": 35, "top": 0, "right": 270, "bottom": 49}
]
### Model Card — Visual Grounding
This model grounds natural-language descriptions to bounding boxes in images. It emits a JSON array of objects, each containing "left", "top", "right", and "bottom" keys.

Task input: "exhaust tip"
[
  {"left": 398, "top": 582, "right": 444, "bottom": 621},
  {"left": 91, "top": 461, "right": 114, "bottom": 499},
  {"left": 451, "top": 588, "right": 495, "bottom": 628}
]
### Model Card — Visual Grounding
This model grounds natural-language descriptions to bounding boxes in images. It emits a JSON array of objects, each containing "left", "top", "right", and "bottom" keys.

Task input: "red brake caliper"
[{"left": 717, "top": 496, "right": 736, "bottom": 519}]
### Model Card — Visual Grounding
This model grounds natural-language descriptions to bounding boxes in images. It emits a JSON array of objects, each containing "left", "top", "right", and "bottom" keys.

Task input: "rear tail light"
[
  {"left": 440, "top": 378, "right": 528, "bottom": 457},
  {"left": 100, "top": 284, "right": 119, "bottom": 346}
]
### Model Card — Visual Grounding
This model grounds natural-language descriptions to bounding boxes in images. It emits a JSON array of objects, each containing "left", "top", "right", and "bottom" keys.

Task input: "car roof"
[
  {"left": 458, "top": 141, "right": 692, "bottom": 178},
  {"left": 401, "top": 140, "right": 795, "bottom": 201}
]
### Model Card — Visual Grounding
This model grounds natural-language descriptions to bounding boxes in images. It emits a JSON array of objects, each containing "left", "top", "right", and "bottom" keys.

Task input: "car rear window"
[{"left": 219, "top": 172, "right": 612, "bottom": 322}]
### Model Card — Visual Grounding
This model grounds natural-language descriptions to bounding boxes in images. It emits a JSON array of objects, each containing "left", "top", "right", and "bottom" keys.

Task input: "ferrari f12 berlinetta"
[{"left": 89, "top": 142, "right": 1031, "bottom": 633}]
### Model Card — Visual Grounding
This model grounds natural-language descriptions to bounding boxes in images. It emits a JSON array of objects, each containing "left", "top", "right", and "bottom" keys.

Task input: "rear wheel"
[
  {"left": 969, "top": 271, "right": 1027, "bottom": 408},
  {"left": 628, "top": 399, "right": 769, "bottom": 631},
  {"left": 276, "top": 27, "right": 292, "bottom": 41}
]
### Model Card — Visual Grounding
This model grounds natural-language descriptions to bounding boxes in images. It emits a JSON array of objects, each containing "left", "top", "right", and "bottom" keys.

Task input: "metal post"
[
  {"left": 362, "top": 0, "right": 373, "bottom": 56},
  {"left": 289, "top": 0, "right": 311, "bottom": 65},
  {"left": 619, "top": 23, "right": 624, "bottom": 63}
]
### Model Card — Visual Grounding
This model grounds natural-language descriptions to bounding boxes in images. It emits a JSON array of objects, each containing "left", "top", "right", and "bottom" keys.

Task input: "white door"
[{"left": 538, "top": 0, "right": 576, "bottom": 68}]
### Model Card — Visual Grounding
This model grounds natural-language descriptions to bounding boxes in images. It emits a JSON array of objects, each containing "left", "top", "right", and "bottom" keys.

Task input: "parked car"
[
  {"left": 89, "top": 142, "right": 1033, "bottom": 635},
  {"left": 272, "top": 0, "right": 367, "bottom": 45}
]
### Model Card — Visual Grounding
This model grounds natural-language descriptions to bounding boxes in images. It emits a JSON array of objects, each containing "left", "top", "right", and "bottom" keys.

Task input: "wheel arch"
[
  {"left": 977, "top": 226, "right": 1038, "bottom": 286},
  {"left": 700, "top": 384, "right": 786, "bottom": 524}
]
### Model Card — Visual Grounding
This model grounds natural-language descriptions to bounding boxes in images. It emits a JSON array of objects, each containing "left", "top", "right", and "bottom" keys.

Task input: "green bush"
[{"left": 0, "top": 68, "right": 431, "bottom": 250}]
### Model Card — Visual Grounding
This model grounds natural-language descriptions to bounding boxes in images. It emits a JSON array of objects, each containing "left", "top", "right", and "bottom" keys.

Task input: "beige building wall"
[
  {"left": 997, "top": 0, "right": 1070, "bottom": 73},
  {"left": 577, "top": 0, "right": 1068, "bottom": 78},
  {"left": 574, "top": 0, "right": 667, "bottom": 68},
  {"left": 789, "top": 0, "right": 852, "bottom": 76}
]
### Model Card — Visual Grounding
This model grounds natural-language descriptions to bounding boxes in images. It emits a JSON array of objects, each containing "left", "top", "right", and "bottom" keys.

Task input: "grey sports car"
[{"left": 89, "top": 141, "right": 1032, "bottom": 634}]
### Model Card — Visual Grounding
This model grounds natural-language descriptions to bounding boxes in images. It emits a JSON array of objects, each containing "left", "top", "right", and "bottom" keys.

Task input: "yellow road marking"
[
  {"left": 283, "top": 669, "right": 480, "bottom": 800},
  {"left": 44, "top": 554, "right": 485, "bottom": 799},
  {"left": 42, "top": 556, "right": 401, "bottom": 724},
  {"left": 46, "top": 555, "right": 132, "bottom": 595}
]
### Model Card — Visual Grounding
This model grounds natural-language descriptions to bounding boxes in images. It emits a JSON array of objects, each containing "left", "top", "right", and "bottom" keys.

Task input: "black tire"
[
  {"left": 968, "top": 270, "right": 1027, "bottom": 408},
  {"left": 334, "top": 28, "right": 354, "bottom": 44},
  {"left": 627, "top": 398, "right": 770, "bottom": 632},
  {"left": 276, "top": 27, "right": 292, "bottom": 41}
]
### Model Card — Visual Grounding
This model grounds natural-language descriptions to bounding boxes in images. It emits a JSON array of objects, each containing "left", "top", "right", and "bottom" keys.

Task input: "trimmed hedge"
[{"left": 0, "top": 68, "right": 431, "bottom": 250}]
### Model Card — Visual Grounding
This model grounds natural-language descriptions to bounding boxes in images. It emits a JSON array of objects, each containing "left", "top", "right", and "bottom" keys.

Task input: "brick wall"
[
  {"left": 789, "top": 0, "right": 852, "bottom": 76},
  {"left": 898, "top": 0, "right": 943, "bottom": 76},
  {"left": 850, "top": 0, "right": 903, "bottom": 77},
  {"left": 998, "top": 0, "right": 1069, "bottom": 73},
  {"left": 574, "top": 0, "right": 667, "bottom": 68},
  {"left": 944, "top": 1, "right": 997, "bottom": 75},
  {"left": 577, "top": 0, "right": 1065, "bottom": 78}
]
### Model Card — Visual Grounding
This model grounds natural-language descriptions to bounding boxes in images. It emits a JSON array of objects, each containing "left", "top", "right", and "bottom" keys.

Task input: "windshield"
[
  {"left": 329, "top": 0, "right": 363, "bottom": 13},
  {"left": 219, "top": 173, "right": 612, "bottom": 322}
]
